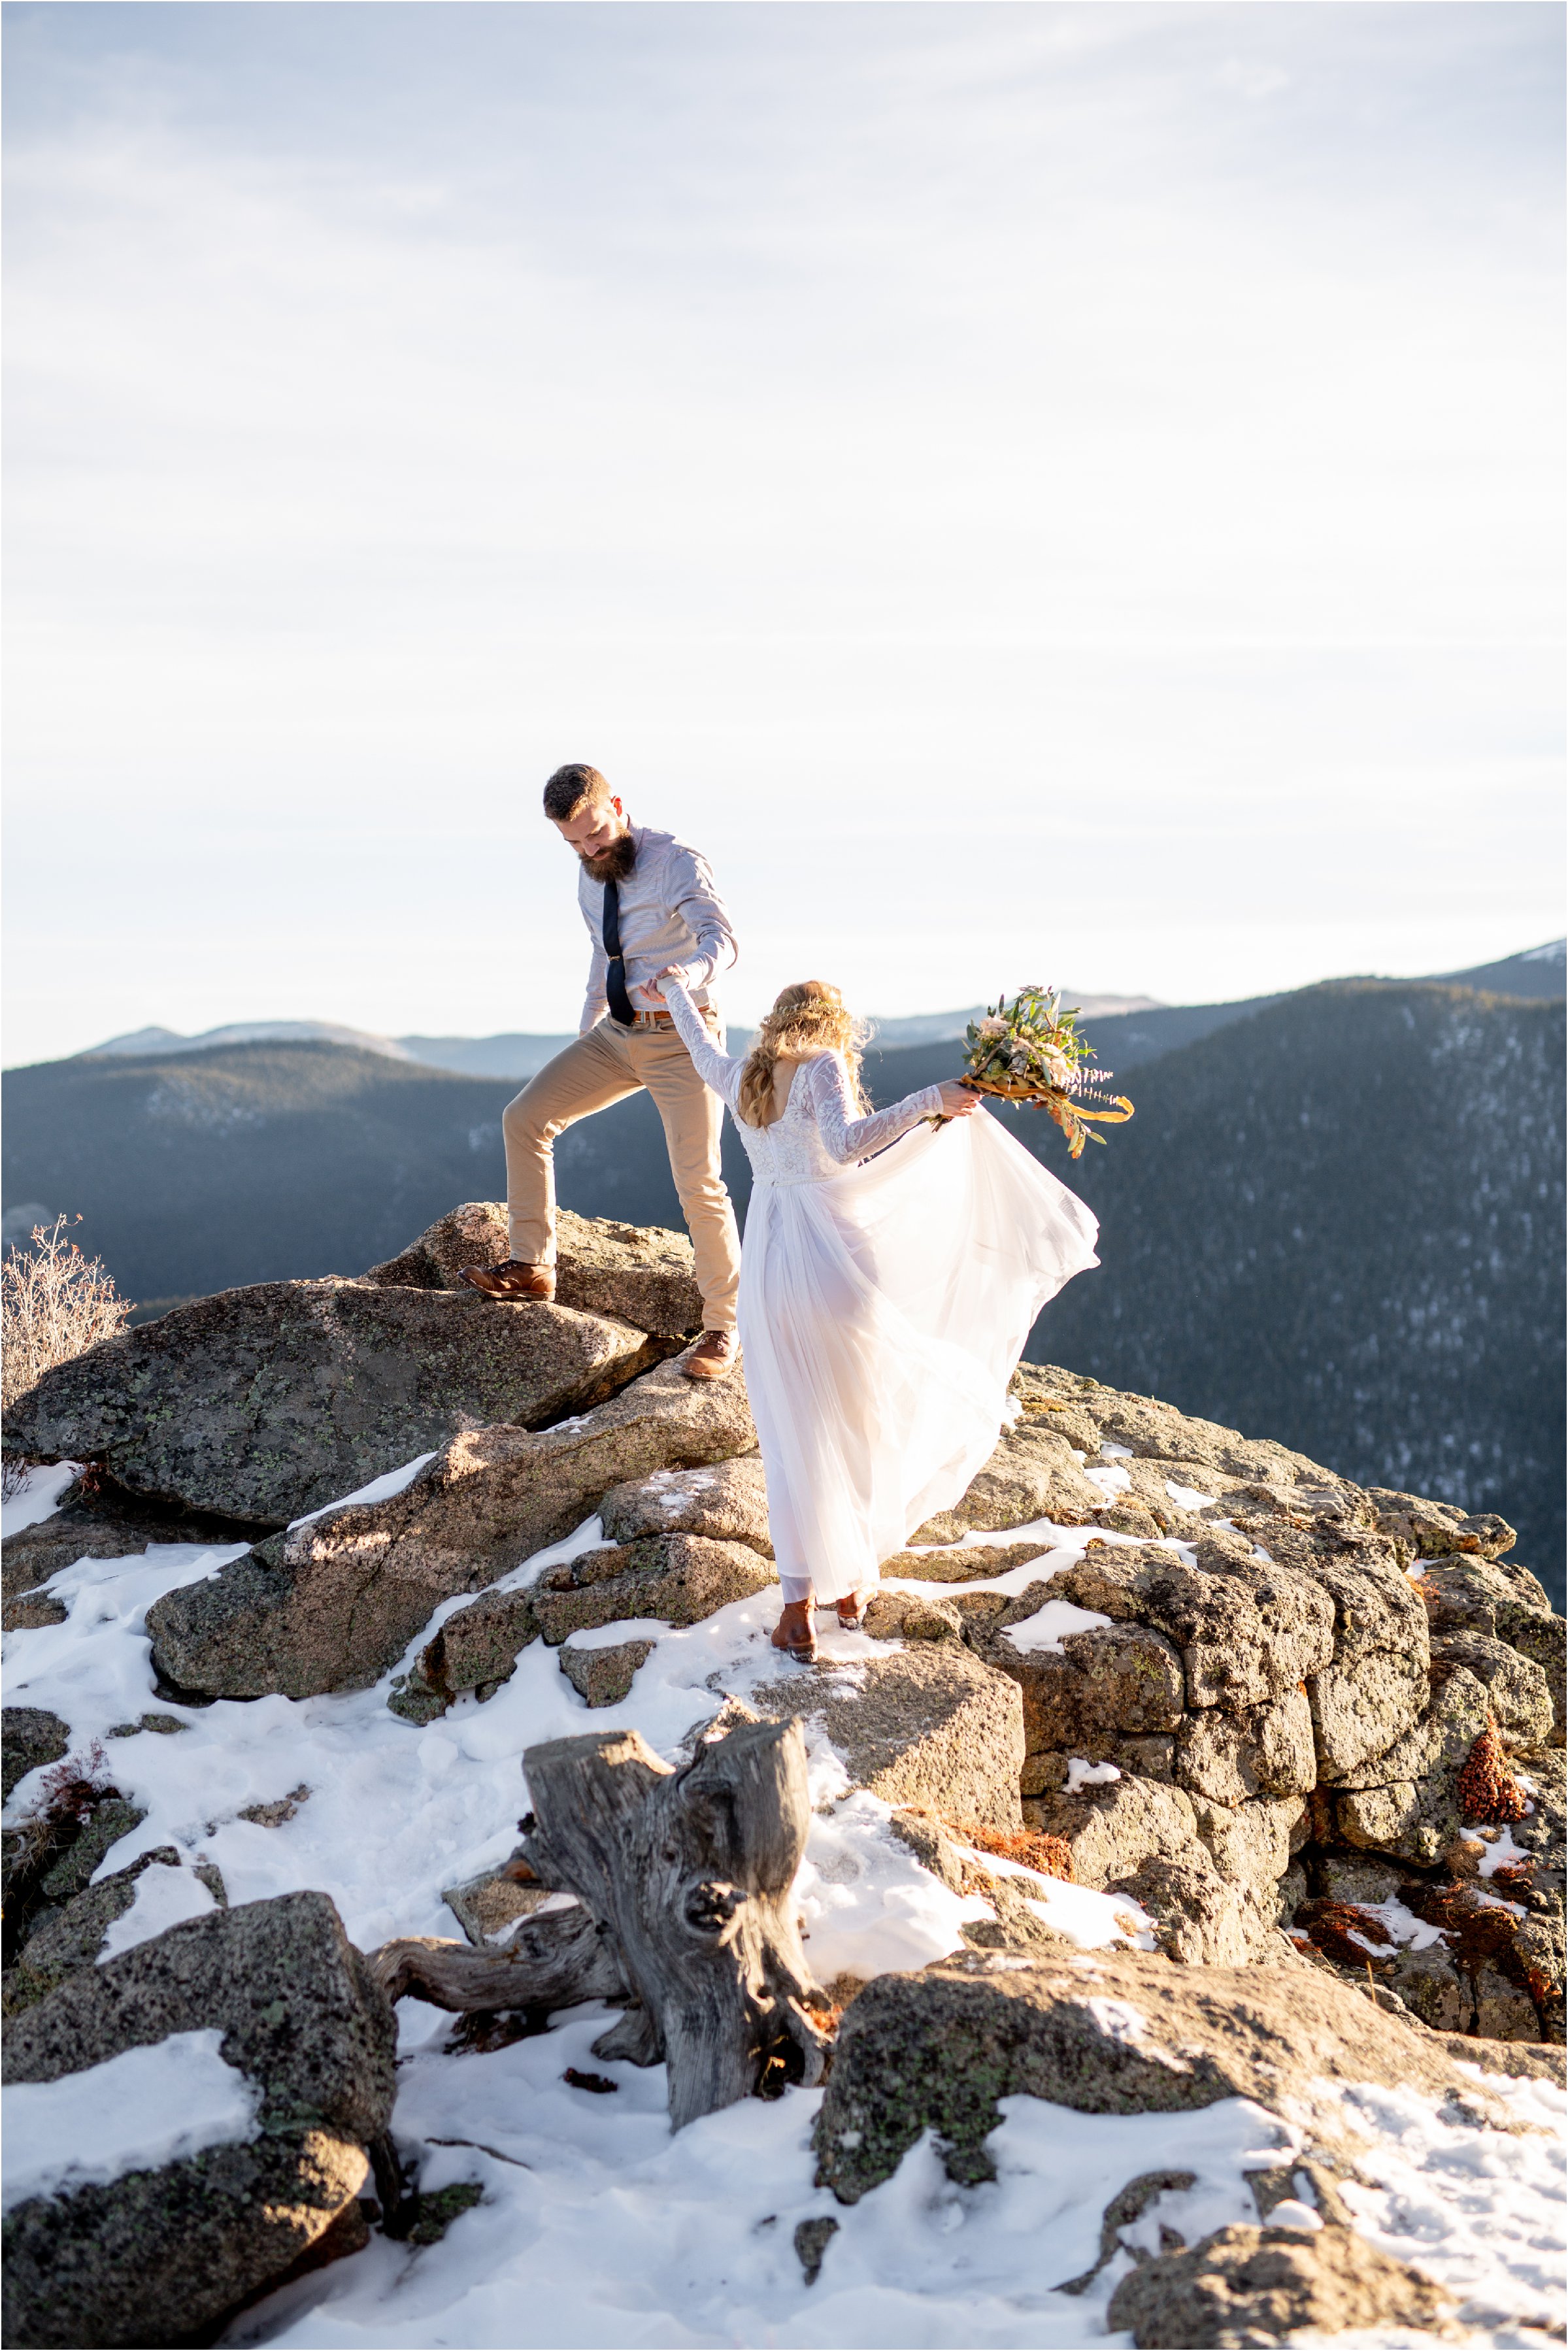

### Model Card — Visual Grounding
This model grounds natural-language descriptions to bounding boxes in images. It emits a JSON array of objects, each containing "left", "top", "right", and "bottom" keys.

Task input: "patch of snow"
[
  {"left": 289, "top": 1454, "right": 438, "bottom": 1528},
  {"left": 1165, "top": 1477, "right": 1220, "bottom": 1511},
  {"left": 560, "top": 1618, "right": 669, "bottom": 1652},
  {"left": 1265, "top": 2197, "right": 1323, "bottom": 2232},
  {"left": 1003, "top": 1599, "right": 1112, "bottom": 1655},
  {"left": 1065, "top": 1757, "right": 1122, "bottom": 1794},
  {"left": 3, "top": 2030, "right": 259, "bottom": 2212},
  {"left": 1352, "top": 1896, "right": 1448, "bottom": 1954},
  {"left": 1478, "top": 1826, "right": 1532, "bottom": 1879},
  {"left": 1, "top": 1459, "right": 82, "bottom": 1535},
  {"left": 1082, "top": 1465, "right": 1131, "bottom": 1499},
  {"left": 1018, "top": 1878, "right": 1156, "bottom": 1954},
  {"left": 98, "top": 1861, "right": 218, "bottom": 1958},
  {"left": 229, "top": 2059, "right": 1295, "bottom": 2350},
  {"left": 1332, "top": 2074, "right": 1566, "bottom": 2326},
  {"left": 1097, "top": 1441, "right": 1133, "bottom": 1459}
]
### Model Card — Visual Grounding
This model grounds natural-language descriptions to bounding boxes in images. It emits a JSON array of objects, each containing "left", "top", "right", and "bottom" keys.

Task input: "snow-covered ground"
[{"left": 3, "top": 1466, "right": 1563, "bottom": 2348}]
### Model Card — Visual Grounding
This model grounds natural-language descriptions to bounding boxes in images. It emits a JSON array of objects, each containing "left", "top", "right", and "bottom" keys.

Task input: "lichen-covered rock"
[
  {"left": 1019, "top": 1365, "right": 1356, "bottom": 1495},
  {"left": 442, "top": 1864, "right": 556, "bottom": 1948},
  {"left": 390, "top": 1587, "right": 541, "bottom": 1720},
  {"left": 1429, "top": 1631, "right": 1554, "bottom": 1745},
  {"left": 909, "top": 1421, "right": 1104, "bottom": 1544},
  {"left": 863, "top": 1588, "right": 965, "bottom": 1642},
  {"left": 5, "top": 1849, "right": 190, "bottom": 2013},
  {"left": 1051, "top": 1541, "right": 1335, "bottom": 1712},
  {"left": 1175, "top": 1689, "right": 1316, "bottom": 1806},
  {"left": 1024, "top": 1769, "right": 1203, "bottom": 1889},
  {"left": 4, "top": 1278, "right": 667, "bottom": 1527},
  {"left": 559, "top": 1637, "right": 657, "bottom": 1708},
  {"left": 1333, "top": 1664, "right": 1494, "bottom": 1865},
  {"left": 1, "top": 1707, "right": 69, "bottom": 1803},
  {"left": 2, "top": 1891, "right": 395, "bottom": 2351},
  {"left": 1365, "top": 1486, "right": 1518, "bottom": 1562},
  {"left": 745, "top": 1644, "right": 1026, "bottom": 1829},
  {"left": 367, "top": 1203, "right": 705, "bottom": 1337},
  {"left": 1286, "top": 1541, "right": 1432, "bottom": 1784},
  {"left": 530, "top": 1533, "right": 774, "bottom": 1644},
  {"left": 982, "top": 1617, "right": 1186, "bottom": 1758},
  {"left": 1114, "top": 1855, "right": 1282, "bottom": 1967},
  {"left": 880, "top": 1539, "right": 1054, "bottom": 1584},
  {"left": 1105, "top": 2221, "right": 1457, "bottom": 2348},
  {"left": 146, "top": 1356, "right": 756, "bottom": 1698},
  {"left": 600, "top": 1452, "right": 771, "bottom": 1554},
  {"left": 813, "top": 1945, "right": 1516, "bottom": 2203},
  {"left": 37, "top": 1797, "right": 148, "bottom": 1905}
]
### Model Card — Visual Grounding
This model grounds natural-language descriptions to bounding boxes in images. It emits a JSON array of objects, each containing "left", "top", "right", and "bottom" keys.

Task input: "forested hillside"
[{"left": 3, "top": 980, "right": 1562, "bottom": 1592}]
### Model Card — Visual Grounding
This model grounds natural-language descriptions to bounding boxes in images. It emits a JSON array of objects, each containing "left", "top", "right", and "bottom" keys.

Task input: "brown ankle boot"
[
  {"left": 459, "top": 1260, "right": 556, "bottom": 1301},
  {"left": 682, "top": 1329, "right": 739, "bottom": 1380}
]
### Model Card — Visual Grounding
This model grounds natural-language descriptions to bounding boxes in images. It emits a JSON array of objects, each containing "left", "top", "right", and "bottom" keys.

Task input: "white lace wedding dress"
[{"left": 663, "top": 980, "right": 1101, "bottom": 1603}]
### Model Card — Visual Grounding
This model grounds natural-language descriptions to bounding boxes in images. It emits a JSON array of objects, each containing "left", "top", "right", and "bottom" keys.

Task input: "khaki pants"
[{"left": 503, "top": 1018, "right": 741, "bottom": 1333}]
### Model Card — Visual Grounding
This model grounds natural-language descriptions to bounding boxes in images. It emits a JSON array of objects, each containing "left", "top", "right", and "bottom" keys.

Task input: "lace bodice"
[{"left": 663, "top": 980, "right": 945, "bottom": 1185}]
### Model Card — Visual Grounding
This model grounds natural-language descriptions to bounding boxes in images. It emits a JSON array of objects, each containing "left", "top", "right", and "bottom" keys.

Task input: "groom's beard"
[{"left": 579, "top": 831, "right": 637, "bottom": 885}]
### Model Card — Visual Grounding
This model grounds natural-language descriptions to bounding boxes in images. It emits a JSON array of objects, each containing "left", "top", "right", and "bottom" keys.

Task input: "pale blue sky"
[{"left": 3, "top": 2, "right": 1562, "bottom": 1063}]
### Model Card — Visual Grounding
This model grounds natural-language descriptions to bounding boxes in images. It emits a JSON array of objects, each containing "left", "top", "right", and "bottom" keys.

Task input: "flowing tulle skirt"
[{"left": 737, "top": 1107, "right": 1100, "bottom": 1603}]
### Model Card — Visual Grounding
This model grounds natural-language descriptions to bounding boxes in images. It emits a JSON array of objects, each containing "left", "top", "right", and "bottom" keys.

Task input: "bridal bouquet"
[{"left": 958, "top": 985, "right": 1134, "bottom": 1158}]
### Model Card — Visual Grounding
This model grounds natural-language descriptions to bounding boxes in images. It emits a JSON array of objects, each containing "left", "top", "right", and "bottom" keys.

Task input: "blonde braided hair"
[{"left": 737, "top": 982, "right": 872, "bottom": 1129}]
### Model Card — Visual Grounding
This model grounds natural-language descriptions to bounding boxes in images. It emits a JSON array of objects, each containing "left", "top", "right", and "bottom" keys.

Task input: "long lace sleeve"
[
  {"left": 662, "top": 977, "right": 746, "bottom": 1112},
  {"left": 809, "top": 1054, "right": 944, "bottom": 1163}
]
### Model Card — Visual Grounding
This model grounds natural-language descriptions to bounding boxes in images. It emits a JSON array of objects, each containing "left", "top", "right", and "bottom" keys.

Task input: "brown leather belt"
[{"left": 624, "top": 1009, "right": 675, "bottom": 1029}]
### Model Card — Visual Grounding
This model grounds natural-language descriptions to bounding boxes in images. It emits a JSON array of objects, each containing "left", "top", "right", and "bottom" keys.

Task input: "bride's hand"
[
  {"left": 937, "top": 1080, "right": 980, "bottom": 1117},
  {"left": 644, "top": 967, "right": 684, "bottom": 1006}
]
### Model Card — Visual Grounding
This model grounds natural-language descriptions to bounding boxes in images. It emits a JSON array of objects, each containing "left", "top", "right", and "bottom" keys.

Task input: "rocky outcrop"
[
  {"left": 813, "top": 1945, "right": 1523, "bottom": 2204},
  {"left": 600, "top": 1452, "right": 771, "bottom": 1554},
  {"left": 1, "top": 1707, "right": 69, "bottom": 1803},
  {"left": 367, "top": 1202, "right": 705, "bottom": 1338},
  {"left": 966, "top": 1365, "right": 1567, "bottom": 2039},
  {"left": 744, "top": 1644, "right": 1026, "bottom": 1829},
  {"left": 10, "top": 1205, "right": 1560, "bottom": 2059},
  {"left": 5, "top": 1851, "right": 224, "bottom": 2015},
  {"left": 145, "top": 1356, "right": 757, "bottom": 1699},
  {"left": 2, "top": 1892, "right": 395, "bottom": 2350},
  {"left": 3, "top": 1277, "right": 669, "bottom": 1527},
  {"left": 529, "top": 1533, "right": 775, "bottom": 1645},
  {"left": 1106, "top": 2222, "right": 1458, "bottom": 2348},
  {"left": 559, "top": 1637, "right": 658, "bottom": 1708}
]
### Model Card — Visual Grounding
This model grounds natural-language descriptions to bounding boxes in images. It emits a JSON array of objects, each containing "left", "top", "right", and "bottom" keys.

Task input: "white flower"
[{"left": 978, "top": 1016, "right": 1008, "bottom": 1039}]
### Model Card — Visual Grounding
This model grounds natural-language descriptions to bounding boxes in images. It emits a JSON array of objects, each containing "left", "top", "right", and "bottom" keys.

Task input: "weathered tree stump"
[{"left": 371, "top": 1716, "right": 831, "bottom": 2129}]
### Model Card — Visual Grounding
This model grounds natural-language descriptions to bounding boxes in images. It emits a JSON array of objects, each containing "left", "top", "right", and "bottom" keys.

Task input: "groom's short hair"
[{"left": 543, "top": 763, "right": 610, "bottom": 820}]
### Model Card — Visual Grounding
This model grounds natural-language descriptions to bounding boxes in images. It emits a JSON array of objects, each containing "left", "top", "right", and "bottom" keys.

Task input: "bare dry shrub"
[{"left": 1, "top": 1214, "right": 134, "bottom": 1420}]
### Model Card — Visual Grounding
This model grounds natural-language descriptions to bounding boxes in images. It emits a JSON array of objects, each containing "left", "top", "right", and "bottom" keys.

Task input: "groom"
[{"left": 462, "top": 763, "right": 742, "bottom": 1380}]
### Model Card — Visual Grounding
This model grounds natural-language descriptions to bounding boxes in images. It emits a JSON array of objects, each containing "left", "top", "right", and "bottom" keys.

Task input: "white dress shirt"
[{"left": 576, "top": 824, "right": 738, "bottom": 1032}]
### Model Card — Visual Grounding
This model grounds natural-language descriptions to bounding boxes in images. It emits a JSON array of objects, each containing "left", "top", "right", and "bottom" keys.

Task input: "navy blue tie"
[{"left": 602, "top": 880, "right": 636, "bottom": 1026}]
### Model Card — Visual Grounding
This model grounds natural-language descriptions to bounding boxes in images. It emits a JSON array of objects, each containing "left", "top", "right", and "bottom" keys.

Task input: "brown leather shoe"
[
  {"left": 681, "top": 1329, "right": 739, "bottom": 1380},
  {"left": 771, "top": 1600, "right": 818, "bottom": 1664},
  {"left": 836, "top": 1590, "right": 874, "bottom": 1630},
  {"left": 459, "top": 1260, "right": 556, "bottom": 1301}
]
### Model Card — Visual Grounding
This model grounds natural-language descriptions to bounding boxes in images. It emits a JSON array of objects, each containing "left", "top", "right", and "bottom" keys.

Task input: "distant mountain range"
[
  {"left": 3, "top": 942, "right": 1562, "bottom": 1597},
  {"left": 49, "top": 941, "right": 1561, "bottom": 1082}
]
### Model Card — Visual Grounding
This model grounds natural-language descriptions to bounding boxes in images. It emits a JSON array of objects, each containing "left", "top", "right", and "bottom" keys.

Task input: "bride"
[{"left": 653, "top": 971, "right": 1101, "bottom": 1663}]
